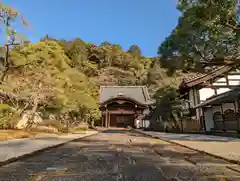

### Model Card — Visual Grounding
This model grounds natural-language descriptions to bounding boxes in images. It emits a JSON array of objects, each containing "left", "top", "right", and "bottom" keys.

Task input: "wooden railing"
[{"left": 213, "top": 110, "right": 240, "bottom": 131}]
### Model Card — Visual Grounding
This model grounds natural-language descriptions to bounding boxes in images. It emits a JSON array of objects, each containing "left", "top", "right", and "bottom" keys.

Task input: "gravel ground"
[{"left": 0, "top": 129, "right": 240, "bottom": 181}]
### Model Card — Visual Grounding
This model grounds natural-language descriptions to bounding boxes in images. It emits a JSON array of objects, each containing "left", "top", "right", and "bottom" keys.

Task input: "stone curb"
[
  {"left": 133, "top": 129, "right": 240, "bottom": 166},
  {"left": 0, "top": 131, "right": 100, "bottom": 167}
]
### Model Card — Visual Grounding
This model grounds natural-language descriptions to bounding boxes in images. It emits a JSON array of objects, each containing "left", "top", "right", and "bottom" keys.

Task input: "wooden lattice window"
[
  {"left": 223, "top": 109, "right": 236, "bottom": 122},
  {"left": 213, "top": 111, "right": 223, "bottom": 122}
]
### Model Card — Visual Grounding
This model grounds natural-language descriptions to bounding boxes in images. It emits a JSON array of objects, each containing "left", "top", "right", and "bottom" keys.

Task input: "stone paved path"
[
  {"left": 0, "top": 130, "right": 98, "bottom": 163},
  {"left": 0, "top": 129, "right": 240, "bottom": 181},
  {"left": 135, "top": 130, "right": 240, "bottom": 163}
]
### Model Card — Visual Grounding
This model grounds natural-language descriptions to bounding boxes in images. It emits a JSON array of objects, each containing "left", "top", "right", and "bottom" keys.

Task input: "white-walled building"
[
  {"left": 195, "top": 89, "right": 240, "bottom": 131},
  {"left": 179, "top": 65, "right": 240, "bottom": 132}
]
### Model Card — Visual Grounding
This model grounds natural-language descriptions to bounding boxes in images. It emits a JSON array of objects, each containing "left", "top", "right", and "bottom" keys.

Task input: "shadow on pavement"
[
  {"left": 103, "top": 129, "right": 129, "bottom": 134},
  {"left": 137, "top": 130, "right": 239, "bottom": 142},
  {"left": 0, "top": 130, "right": 239, "bottom": 181}
]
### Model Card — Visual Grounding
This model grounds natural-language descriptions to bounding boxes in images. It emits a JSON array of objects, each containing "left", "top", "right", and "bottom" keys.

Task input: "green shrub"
[
  {"left": 0, "top": 104, "right": 20, "bottom": 129},
  {"left": 59, "top": 127, "right": 69, "bottom": 133},
  {"left": 72, "top": 127, "right": 88, "bottom": 132},
  {"left": 39, "top": 119, "right": 65, "bottom": 132}
]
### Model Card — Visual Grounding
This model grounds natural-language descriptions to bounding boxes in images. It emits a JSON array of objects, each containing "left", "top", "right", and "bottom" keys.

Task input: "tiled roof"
[
  {"left": 182, "top": 72, "right": 206, "bottom": 83},
  {"left": 179, "top": 66, "right": 232, "bottom": 89},
  {"left": 100, "top": 86, "right": 152, "bottom": 105}
]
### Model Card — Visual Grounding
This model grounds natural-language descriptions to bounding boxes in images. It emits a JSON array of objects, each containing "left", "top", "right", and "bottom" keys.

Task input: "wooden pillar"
[
  {"left": 202, "top": 107, "right": 207, "bottom": 132},
  {"left": 236, "top": 98, "right": 240, "bottom": 130},
  {"left": 105, "top": 108, "right": 108, "bottom": 128},
  {"left": 220, "top": 104, "right": 225, "bottom": 131},
  {"left": 134, "top": 105, "right": 137, "bottom": 128},
  {"left": 108, "top": 112, "right": 111, "bottom": 127},
  {"left": 101, "top": 113, "right": 104, "bottom": 127}
]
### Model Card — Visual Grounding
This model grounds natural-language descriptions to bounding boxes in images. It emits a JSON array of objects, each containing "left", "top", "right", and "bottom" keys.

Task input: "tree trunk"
[
  {"left": 0, "top": 45, "right": 10, "bottom": 84},
  {"left": 26, "top": 99, "right": 39, "bottom": 128},
  {"left": 19, "top": 102, "right": 30, "bottom": 116}
]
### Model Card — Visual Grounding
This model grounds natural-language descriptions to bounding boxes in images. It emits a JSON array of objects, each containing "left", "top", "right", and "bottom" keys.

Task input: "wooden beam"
[
  {"left": 228, "top": 72, "right": 240, "bottom": 75},
  {"left": 213, "top": 81, "right": 227, "bottom": 83},
  {"left": 228, "top": 79, "right": 240, "bottom": 81},
  {"left": 103, "top": 110, "right": 135, "bottom": 114},
  {"left": 204, "top": 85, "right": 240, "bottom": 89},
  {"left": 226, "top": 75, "right": 229, "bottom": 86},
  {"left": 186, "top": 66, "right": 232, "bottom": 87}
]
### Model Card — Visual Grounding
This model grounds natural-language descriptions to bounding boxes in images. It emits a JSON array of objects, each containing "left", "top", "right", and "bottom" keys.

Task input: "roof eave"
[
  {"left": 99, "top": 96, "right": 150, "bottom": 108},
  {"left": 179, "top": 65, "right": 233, "bottom": 91},
  {"left": 194, "top": 88, "right": 240, "bottom": 109}
]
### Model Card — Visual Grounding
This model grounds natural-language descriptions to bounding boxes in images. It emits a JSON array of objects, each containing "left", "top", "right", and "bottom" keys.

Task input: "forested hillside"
[
  {"left": 1, "top": 36, "right": 182, "bottom": 127},
  {"left": 0, "top": 3, "right": 183, "bottom": 130}
]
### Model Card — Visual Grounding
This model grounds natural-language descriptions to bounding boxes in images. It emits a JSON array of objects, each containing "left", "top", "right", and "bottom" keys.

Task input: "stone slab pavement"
[
  {"left": 0, "top": 130, "right": 99, "bottom": 165},
  {"left": 2, "top": 129, "right": 240, "bottom": 181},
  {"left": 134, "top": 129, "right": 240, "bottom": 164}
]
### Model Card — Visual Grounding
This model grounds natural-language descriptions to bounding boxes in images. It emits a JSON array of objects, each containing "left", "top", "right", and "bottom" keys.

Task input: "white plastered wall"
[
  {"left": 199, "top": 88, "right": 215, "bottom": 102},
  {"left": 204, "top": 107, "right": 214, "bottom": 131}
]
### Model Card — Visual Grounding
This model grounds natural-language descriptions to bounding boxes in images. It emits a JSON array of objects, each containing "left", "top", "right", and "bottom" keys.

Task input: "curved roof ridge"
[
  {"left": 100, "top": 85, "right": 152, "bottom": 105},
  {"left": 100, "top": 96, "right": 148, "bottom": 107},
  {"left": 100, "top": 85, "right": 146, "bottom": 88}
]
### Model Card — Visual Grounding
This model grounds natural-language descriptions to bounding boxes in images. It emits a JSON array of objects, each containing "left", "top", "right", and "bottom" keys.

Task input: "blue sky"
[{"left": 3, "top": 0, "right": 180, "bottom": 57}]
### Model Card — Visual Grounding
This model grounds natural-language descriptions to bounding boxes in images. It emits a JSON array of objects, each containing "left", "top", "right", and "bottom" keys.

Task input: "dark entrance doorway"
[
  {"left": 110, "top": 114, "right": 134, "bottom": 127},
  {"left": 99, "top": 86, "right": 152, "bottom": 128}
]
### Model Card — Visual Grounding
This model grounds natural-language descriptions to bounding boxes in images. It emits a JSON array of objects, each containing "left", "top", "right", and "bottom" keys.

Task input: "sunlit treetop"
[{"left": 158, "top": 0, "right": 240, "bottom": 74}]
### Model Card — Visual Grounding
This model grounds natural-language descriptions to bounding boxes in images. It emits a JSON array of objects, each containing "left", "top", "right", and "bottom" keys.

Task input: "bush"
[
  {"left": 70, "top": 122, "right": 89, "bottom": 133},
  {"left": 25, "top": 127, "right": 58, "bottom": 134},
  {"left": 0, "top": 118, "right": 19, "bottom": 129},
  {"left": 0, "top": 104, "right": 20, "bottom": 129},
  {"left": 59, "top": 127, "right": 69, "bottom": 133},
  {"left": 38, "top": 119, "right": 65, "bottom": 132},
  {"left": 72, "top": 127, "right": 88, "bottom": 132}
]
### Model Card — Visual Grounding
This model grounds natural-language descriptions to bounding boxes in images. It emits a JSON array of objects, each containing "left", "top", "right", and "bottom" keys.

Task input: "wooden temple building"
[
  {"left": 99, "top": 86, "right": 153, "bottom": 128},
  {"left": 179, "top": 65, "right": 240, "bottom": 132}
]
